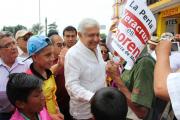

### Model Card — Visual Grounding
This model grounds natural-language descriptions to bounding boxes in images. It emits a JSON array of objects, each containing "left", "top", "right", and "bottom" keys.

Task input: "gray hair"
[
  {"left": 0, "top": 31, "right": 13, "bottom": 40},
  {"left": 78, "top": 18, "right": 100, "bottom": 33},
  {"left": 0, "top": 31, "right": 14, "bottom": 46},
  {"left": 49, "top": 34, "right": 64, "bottom": 44}
]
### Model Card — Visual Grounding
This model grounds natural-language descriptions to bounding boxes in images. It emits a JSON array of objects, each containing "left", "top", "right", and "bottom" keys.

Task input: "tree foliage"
[
  {"left": 31, "top": 23, "right": 44, "bottom": 35},
  {"left": 48, "top": 22, "right": 58, "bottom": 34},
  {"left": 2, "top": 25, "right": 27, "bottom": 36}
]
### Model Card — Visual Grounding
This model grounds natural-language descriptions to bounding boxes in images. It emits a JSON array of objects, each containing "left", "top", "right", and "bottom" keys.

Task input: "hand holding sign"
[{"left": 106, "top": 60, "right": 121, "bottom": 79}]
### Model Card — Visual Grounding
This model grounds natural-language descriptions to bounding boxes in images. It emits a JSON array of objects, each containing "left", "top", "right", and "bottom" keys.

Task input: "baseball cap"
[
  {"left": 27, "top": 35, "right": 52, "bottom": 57},
  {"left": 15, "top": 29, "right": 33, "bottom": 40}
]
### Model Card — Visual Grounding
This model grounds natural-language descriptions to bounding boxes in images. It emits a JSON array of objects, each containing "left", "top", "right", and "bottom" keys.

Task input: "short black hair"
[
  {"left": 99, "top": 42, "right": 109, "bottom": 52},
  {"left": 91, "top": 87, "right": 128, "bottom": 120},
  {"left": 63, "top": 26, "right": 77, "bottom": 36},
  {"left": 6, "top": 73, "right": 42, "bottom": 107},
  {"left": 47, "top": 30, "right": 59, "bottom": 38}
]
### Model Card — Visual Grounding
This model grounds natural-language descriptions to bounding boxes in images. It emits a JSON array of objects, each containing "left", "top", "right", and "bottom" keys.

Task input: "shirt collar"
[
  {"left": 15, "top": 57, "right": 26, "bottom": 65},
  {"left": 0, "top": 58, "right": 4, "bottom": 66},
  {"left": 30, "top": 63, "right": 53, "bottom": 80},
  {"left": 0, "top": 57, "right": 25, "bottom": 67}
]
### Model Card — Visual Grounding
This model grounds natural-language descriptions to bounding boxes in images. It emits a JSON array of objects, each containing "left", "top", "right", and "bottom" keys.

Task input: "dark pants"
[
  {"left": 55, "top": 74, "right": 73, "bottom": 120},
  {"left": 0, "top": 112, "right": 13, "bottom": 120},
  {"left": 59, "top": 106, "right": 73, "bottom": 120}
]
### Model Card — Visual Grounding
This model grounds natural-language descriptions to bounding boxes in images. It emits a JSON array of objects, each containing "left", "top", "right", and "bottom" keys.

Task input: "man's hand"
[
  {"left": 57, "top": 47, "right": 68, "bottom": 68},
  {"left": 109, "top": 18, "right": 119, "bottom": 33},
  {"left": 109, "top": 23, "right": 117, "bottom": 33},
  {"left": 106, "top": 60, "right": 121, "bottom": 79},
  {"left": 56, "top": 106, "right": 64, "bottom": 120},
  {"left": 51, "top": 47, "right": 68, "bottom": 75},
  {"left": 155, "top": 40, "right": 171, "bottom": 58},
  {"left": 49, "top": 113, "right": 64, "bottom": 120},
  {"left": 49, "top": 107, "right": 64, "bottom": 120}
]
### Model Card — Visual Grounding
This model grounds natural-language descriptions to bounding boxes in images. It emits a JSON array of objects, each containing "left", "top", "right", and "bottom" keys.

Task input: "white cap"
[{"left": 15, "top": 29, "right": 33, "bottom": 40}]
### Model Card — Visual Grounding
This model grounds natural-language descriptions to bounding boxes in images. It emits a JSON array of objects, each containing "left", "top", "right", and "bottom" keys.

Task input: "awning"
[{"left": 149, "top": 0, "right": 180, "bottom": 14}]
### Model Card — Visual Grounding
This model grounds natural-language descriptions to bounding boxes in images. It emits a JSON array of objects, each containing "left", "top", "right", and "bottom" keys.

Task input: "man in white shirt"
[
  {"left": 154, "top": 40, "right": 180, "bottom": 119},
  {"left": 0, "top": 31, "right": 31, "bottom": 120},
  {"left": 169, "top": 52, "right": 180, "bottom": 72},
  {"left": 65, "top": 18, "right": 106, "bottom": 120},
  {"left": 152, "top": 51, "right": 180, "bottom": 72},
  {"left": 166, "top": 72, "right": 180, "bottom": 119}
]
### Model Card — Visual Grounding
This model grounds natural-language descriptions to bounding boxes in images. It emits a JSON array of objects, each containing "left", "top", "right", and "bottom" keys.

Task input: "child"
[
  {"left": 26, "top": 35, "right": 64, "bottom": 120},
  {"left": 90, "top": 87, "right": 128, "bottom": 120},
  {"left": 6, "top": 73, "right": 51, "bottom": 120}
]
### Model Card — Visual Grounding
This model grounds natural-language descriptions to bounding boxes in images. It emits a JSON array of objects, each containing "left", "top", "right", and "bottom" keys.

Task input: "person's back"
[{"left": 90, "top": 87, "right": 128, "bottom": 120}]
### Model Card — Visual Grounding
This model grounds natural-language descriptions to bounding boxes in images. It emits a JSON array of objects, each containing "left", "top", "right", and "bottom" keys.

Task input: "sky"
[{"left": 0, "top": 0, "right": 114, "bottom": 35}]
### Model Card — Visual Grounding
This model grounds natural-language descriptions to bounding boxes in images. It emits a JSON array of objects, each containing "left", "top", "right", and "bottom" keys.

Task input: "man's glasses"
[
  {"left": 56, "top": 42, "right": 64, "bottom": 48},
  {"left": 84, "top": 33, "right": 100, "bottom": 38},
  {"left": 101, "top": 50, "right": 108, "bottom": 54},
  {"left": 0, "top": 31, "right": 15, "bottom": 49}
]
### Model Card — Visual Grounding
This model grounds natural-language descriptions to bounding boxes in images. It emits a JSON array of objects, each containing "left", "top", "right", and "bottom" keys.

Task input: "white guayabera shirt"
[
  {"left": 65, "top": 40, "right": 106, "bottom": 119},
  {"left": 167, "top": 72, "right": 180, "bottom": 119}
]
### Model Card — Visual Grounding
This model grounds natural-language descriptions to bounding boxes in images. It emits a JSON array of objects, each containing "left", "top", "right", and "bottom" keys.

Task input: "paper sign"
[{"left": 111, "top": 0, "right": 156, "bottom": 70}]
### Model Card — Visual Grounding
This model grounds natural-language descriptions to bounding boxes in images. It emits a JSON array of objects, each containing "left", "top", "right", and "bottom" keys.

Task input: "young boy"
[
  {"left": 26, "top": 35, "right": 64, "bottom": 120},
  {"left": 90, "top": 87, "right": 128, "bottom": 120},
  {"left": 6, "top": 73, "right": 51, "bottom": 120}
]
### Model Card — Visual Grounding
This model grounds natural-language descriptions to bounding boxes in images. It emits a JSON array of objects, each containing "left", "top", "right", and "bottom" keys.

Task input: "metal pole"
[
  {"left": 115, "top": 0, "right": 119, "bottom": 18},
  {"left": 45, "top": 17, "right": 47, "bottom": 36},
  {"left": 39, "top": 0, "right": 41, "bottom": 24}
]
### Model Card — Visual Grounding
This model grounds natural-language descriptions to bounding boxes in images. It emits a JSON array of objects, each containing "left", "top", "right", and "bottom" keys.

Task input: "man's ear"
[
  {"left": 78, "top": 32, "right": 82, "bottom": 38},
  {"left": 15, "top": 100, "right": 26, "bottom": 109},
  {"left": 32, "top": 55, "right": 38, "bottom": 62}
]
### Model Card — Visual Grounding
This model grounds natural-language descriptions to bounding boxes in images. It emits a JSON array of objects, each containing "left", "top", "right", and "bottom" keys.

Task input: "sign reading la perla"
[{"left": 111, "top": 0, "right": 156, "bottom": 70}]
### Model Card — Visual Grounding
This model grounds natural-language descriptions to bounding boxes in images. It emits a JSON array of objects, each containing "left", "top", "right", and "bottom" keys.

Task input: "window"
[{"left": 147, "top": 0, "right": 159, "bottom": 5}]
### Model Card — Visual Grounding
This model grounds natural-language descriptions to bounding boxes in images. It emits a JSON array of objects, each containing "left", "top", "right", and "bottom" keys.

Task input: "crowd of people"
[{"left": 0, "top": 18, "right": 180, "bottom": 120}]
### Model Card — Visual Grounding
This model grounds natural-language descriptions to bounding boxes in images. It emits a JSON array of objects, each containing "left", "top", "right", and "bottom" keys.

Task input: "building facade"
[{"left": 148, "top": 0, "right": 180, "bottom": 37}]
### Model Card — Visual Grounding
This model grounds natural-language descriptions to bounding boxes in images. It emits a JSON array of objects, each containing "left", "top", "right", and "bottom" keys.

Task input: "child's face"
[
  {"left": 21, "top": 88, "right": 45, "bottom": 113},
  {"left": 33, "top": 45, "right": 55, "bottom": 69}
]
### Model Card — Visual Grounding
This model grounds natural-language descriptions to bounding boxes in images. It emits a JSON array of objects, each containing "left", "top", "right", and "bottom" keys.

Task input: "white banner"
[{"left": 111, "top": 0, "right": 156, "bottom": 70}]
